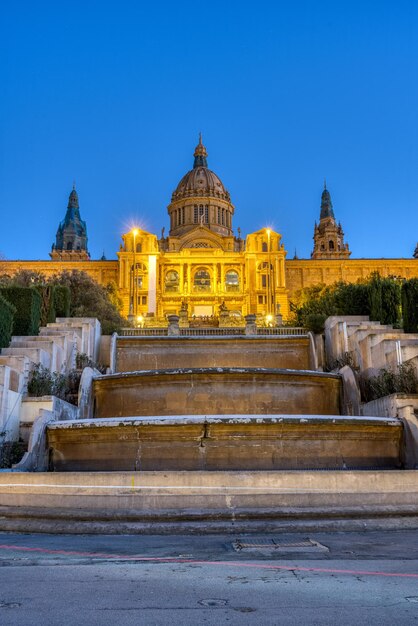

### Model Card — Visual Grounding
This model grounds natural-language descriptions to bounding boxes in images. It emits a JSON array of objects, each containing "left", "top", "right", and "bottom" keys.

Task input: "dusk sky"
[{"left": 1, "top": 0, "right": 417, "bottom": 261}]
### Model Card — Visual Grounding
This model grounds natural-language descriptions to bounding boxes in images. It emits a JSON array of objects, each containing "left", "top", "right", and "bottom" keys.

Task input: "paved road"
[{"left": 0, "top": 530, "right": 417, "bottom": 625}]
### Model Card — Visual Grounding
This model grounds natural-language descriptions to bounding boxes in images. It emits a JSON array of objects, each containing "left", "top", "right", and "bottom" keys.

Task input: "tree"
[
  {"left": 51, "top": 270, "right": 126, "bottom": 334},
  {"left": 402, "top": 278, "right": 418, "bottom": 333}
]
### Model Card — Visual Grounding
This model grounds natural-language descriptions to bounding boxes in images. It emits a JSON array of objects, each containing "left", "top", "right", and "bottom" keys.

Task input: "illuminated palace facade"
[{"left": 2, "top": 137, "right": 418, "bottom": 324}]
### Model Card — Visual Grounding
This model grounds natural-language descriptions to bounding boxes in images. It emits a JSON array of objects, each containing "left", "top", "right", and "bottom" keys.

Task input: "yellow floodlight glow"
[
  {"left": 266, "top": 314, "right": 273, "bottom": 323},
  {"left": 132, "top": 228, "right": 139, "bottom": 236}
]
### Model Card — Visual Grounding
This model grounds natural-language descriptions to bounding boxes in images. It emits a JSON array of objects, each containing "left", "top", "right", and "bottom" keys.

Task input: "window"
[
  {"left": 225, "top": 270, "right": 239, "bottom": 292},
  {"left": 262, "top": 275, "right": 267, "bottom": 288},
  {"left": 136, "top": 242, "right": 142, "bottom": 253},
  {"left": 133, "top": 262, "right": 147, "bottom": 290},
  {"left": 193, "top": 268, "right": 211, "bottom": 292},
  {"left": 329, "top": 240, "right": 335, "bottom": 250},
  {"left": 194, "top": 205, "right": 208, "bottom": 224},
  {"left": 67, "top": 241, "right": 73, "bottom": 250},
  {"left": 262, "top": 242, "right": 268, "bottom": 252},
  {"left": 165, "top": 270, "right": 179, "bottom": 292},
  {"left": 258, "top": 295, "right": 266, "bottom": 304},
  {"left": 217, "top": 207, "right": 221, "bottom": 223}
]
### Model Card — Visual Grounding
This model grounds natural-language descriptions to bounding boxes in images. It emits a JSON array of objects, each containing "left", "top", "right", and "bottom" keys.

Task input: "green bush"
[
  {"left": 291, "top": 274, "right": 402, "bottom": 330},
  {"left": 0, "top": 287, "right": 41, "bottom": 336},
  {"left": 35, "top": 285, "right": 56, "bottom": 327},
  {"left": 304, "top": 313, "right": 327, "bottom": 334},
  {"left": 27, "top": 363, "right": 68, "bottom": 399},
  {"left": 361, "top": 363, "right": 418, "bottom": 402},
  {"left": 54, "top": 285, "right": 71, "bottom": 318},
  {"left": 0, "top": 293, "right": 16, "bottom": 349},
  {"left": 402, "top": 278, "right": 418, "bottom": 333}
]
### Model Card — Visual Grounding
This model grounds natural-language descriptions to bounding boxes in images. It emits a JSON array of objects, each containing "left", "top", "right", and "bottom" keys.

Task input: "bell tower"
[
  {"left": 311, "top": 182, "right": 351, "bottom": 260},
  {"left": 50, "top": 185, "right": 90, "bottom": 260}
]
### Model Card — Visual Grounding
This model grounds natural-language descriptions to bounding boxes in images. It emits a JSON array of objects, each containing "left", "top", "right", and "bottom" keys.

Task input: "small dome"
[{"left": 171, "top": 136, "right": 231, "bottom": 203}]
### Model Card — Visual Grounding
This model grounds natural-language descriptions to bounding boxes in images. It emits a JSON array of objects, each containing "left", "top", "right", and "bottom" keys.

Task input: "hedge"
[
  {"left": 402, "top": 278, "right": 418, "bottom": 333},
  {"left": 0, "top": 293, "right": 15, "bottom": 349},
  {"left": 0, "top": 287, "right": 42, "bottom": 336},
  {"left": 53, "top": 285, "right": 71, "bottom": 318}
]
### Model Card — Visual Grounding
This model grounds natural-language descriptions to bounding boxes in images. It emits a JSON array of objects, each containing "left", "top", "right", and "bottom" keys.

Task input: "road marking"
[{"left": 0, "top": 544, "right": 417, "bottom": 579}]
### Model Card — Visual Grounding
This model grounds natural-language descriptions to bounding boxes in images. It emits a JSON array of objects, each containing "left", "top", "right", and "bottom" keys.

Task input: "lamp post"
[
  {"left": 132, "top": 229, "right": 138, "bottom": 318},
  {"left": 266, "top": 229, "right": 271, "bottom": 316}
]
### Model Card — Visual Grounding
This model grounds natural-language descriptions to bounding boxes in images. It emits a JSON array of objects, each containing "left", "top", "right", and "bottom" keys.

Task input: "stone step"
[
  {"left": 0, "top": 471, "right": 417, "bottom": 533},
  {"left": 0, "top": 348, "right": 51, "bottom": 370}
]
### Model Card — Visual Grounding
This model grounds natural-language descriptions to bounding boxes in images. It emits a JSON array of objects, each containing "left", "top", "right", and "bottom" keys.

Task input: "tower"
[
  {"left": 167, "top": 135, "right": 235, "bottom": 239},
  {"left": 311, "top": 182, "right": 351, "bottom": 259},
  {"left": 50, "top": 185, "right": 90, "bottom": 260}
]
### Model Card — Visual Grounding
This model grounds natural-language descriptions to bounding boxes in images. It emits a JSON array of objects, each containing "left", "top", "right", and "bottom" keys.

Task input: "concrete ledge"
[
  {"left": 46, "top": 414, "right": 403, "bottom": 471},
  {"left": 0, "top": 470, "right": 417, "bottom": 533}
]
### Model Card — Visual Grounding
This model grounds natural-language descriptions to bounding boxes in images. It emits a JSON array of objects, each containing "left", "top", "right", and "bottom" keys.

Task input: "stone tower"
[
  {"left": 311, "top": 182, "right": 350, "bottom": 259},
  {"left": 50, "top": 185, "right": 90, "bottom": 260},
  {"left": 413, "top": 243, "right": 418, "bottom": 259}
]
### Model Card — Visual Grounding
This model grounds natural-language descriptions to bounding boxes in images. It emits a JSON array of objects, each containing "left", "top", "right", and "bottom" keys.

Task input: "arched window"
[
  {"left": 67, "top": 241, "right": 73, "bottom": 250},
  {"left": 262, "top": 242, "right": 268, "bottom": 252},
  {"left": 193, "top": 268, "right": 211, "bottom": 292},
  {"left": 136, "top": 242, "right": 142, "bottom": 253},
  {"left": 165, "top": 270, "right": 179, "bottom": 292},
  {"left": 329, "top": 240, "right": 335, "bottom": 250},
  {"left": 225, "top": 270, "right": 239, "bottom": 292}
]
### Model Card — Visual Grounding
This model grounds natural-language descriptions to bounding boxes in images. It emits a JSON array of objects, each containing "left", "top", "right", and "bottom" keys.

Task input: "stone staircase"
[{"left": 0, "top": 317, "right": 101, "bottom": 445}]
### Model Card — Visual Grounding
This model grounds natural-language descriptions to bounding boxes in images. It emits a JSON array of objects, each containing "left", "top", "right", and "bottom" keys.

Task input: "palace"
[{"left": 1, "top": 136, "right": 418, "bottom": 324}]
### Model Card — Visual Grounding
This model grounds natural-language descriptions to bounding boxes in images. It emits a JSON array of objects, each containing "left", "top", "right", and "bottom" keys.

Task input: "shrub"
[
  {"left": 27, "top": 364, "right": 68, "bottom": 399},
  {"left": 35, "top": 284, "right": 56, "bottom": 327},
  {"left": 402, "top": 278, "right": 418, "bottom": 333},
  {"left": 304, "top": 313, "right": 327, "bottom": 334},
  {"left": 54, "top": 285, "right": 71, "bottom": 318},
  {"left": 361, "top": 363, "right": 418, "bottom": 402},
  {"left": 0, "top": 293, "right": 15, "bottom": 349},
  {"left": 0, "top": 287, "right": 41, "bottom": 336}
]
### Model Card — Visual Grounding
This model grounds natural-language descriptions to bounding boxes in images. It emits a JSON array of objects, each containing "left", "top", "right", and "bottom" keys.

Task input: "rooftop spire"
[
  {"left": 320, "top": 181, "right": 335, "bottom": 220},
  {"left": 68, "top": 185, "right": 79, "bottom": 210},
  {"left": 193, "top": 133, "right": 208, "bottom": 168}
]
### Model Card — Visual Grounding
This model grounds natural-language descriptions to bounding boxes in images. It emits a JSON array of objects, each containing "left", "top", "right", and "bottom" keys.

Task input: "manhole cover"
[
  {"left": 233, "top": 537, "right": 329, "bottom": 553},
  {"left": 198, "top": 598, "right": 229, "bottom": 607}
]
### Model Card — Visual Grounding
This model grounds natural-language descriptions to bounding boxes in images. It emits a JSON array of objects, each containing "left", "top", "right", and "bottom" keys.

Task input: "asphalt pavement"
[{"left": 0, "top": 530, "right": 417, "bottom": 625}]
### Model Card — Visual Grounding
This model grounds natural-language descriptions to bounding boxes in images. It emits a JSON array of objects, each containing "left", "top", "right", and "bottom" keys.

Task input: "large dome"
[{"left": 171, "top": 136, "right": 231, "bottom": 203}]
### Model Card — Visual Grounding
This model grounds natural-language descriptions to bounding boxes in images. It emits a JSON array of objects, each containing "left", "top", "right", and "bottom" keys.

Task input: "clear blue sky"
[{"left": 1, "top": 0, "right": 417, "bottom": 260}]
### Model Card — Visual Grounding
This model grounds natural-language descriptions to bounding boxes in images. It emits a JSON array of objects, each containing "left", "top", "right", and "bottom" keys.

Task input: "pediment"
[{"left": 178, "top": 226, "right": 226, "bottom": 251}]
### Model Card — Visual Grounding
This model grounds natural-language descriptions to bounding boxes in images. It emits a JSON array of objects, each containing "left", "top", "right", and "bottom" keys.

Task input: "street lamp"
[
  {"left": 266, "top": 229, "right": 271, "bottom": 316},
  {"left": 132, "top": 228, "right": 139, "bottom": 317}
]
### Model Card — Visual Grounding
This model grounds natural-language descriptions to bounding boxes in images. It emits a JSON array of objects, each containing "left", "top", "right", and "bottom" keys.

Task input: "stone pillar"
[
  {"left": 275, "top": 303, "right": 283, "bottom": 327},
  {"left": 245, "top": 314, "right": 257, "bottom": 335},
  {"left": 168, "top": 315, "right": 180, "bottom": 336}
]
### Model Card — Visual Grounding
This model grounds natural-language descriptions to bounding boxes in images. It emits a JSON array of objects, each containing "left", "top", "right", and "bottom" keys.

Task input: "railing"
[
  {"left": 180, "top": 327, "right": 245, "bottom": 336},
  {"left": 120, "top": 328, "right": 168, "bottom": 336},
  {"left": 256, "top": 327, "right": 308, "bottom": 336},
  {"left": 119, "top": 326, "right": 308, "bottom": 337}
]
